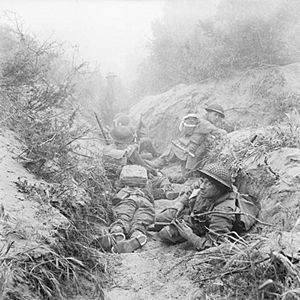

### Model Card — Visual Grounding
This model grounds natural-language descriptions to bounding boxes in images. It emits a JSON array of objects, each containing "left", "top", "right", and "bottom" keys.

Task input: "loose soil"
[{"left": 105, "top": 238, "right": 199, "bottom": 300}]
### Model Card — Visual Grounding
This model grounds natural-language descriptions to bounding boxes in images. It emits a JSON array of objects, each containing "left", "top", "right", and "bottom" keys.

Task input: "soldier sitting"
[
  {"left": 103, "top": 125, "right": 178, "bottom": 200},
  {"left": 154, "top": 163, "right": 259, "bottom": 250},
  {"left": 150, "top": 104, "right": 227, "bottom": 176},
  {"left": 112, "top": 112, "right": 159, "bottom": 159}
]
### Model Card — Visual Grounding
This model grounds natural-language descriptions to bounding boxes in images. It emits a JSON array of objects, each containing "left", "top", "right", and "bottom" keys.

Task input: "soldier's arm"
[
  {"left": 195, "top": 119, "right": 227, "bottom": 136},
  {"left": 172, "top": 181, "right": 202, "bottom": 213},
  {"left": 187, "top": 205, "right": 236, "bottom": 251},
  {"left": 188, "top": 119, "right": 223, "bottom": 153}
]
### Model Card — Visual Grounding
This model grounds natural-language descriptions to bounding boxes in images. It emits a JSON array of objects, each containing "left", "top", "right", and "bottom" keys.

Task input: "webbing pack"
[
  {"left": 119, "top": 165, "right": 148, "bottom": 188},
  {"left": 235, "top": 193, "right": 260, "bottom": 231}
]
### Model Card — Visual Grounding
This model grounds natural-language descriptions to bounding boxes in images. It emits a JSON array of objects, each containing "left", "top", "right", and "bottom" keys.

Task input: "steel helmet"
[
  {"left": 110, "top": 126, "right": 134, "bottom": 144},
  {"left": 198, "top": 163, "right": 232, "bottom": 190},
  {"left": 205, "top": 104, "right": 225, "bottom": 118}
]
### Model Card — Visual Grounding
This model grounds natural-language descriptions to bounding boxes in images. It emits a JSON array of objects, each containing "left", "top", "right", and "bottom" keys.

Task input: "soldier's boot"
[
  {"left": 111, "top": 230, "right": 147, "bottom": 254},
  {"left": 90, "top": 226, "right": 125, "bottom": 251},
  {"left": 110, "top": 225, "right": 126, "bottom": 243}
]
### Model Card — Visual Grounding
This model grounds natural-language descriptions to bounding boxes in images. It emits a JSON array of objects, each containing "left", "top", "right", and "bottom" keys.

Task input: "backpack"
[
  {"left": 119, "top": 165, "right": 148, "bottom": 188},
  {"left": 102, "top": 144, "right": 138, "bottom": 181},
  {"left": 235, "top": 192, "right": 261, "bottom": 232}
]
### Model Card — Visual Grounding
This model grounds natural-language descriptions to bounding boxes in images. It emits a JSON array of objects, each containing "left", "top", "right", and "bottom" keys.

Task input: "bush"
[
  {"left": 0, "top": 21, "right": 113, "bottom": 300},
  {"left": 134, "top": 0, "right": 300, "bottom": 97}
]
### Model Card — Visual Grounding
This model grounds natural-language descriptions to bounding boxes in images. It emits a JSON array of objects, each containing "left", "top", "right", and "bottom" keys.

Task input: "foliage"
[
  {"left": 11, "top": 173, "right": 114, "bottom": 300},
  {"left": 203, "top": 115, "right": 300, "bottom": 177},
  {"left": 0, "top": 241, "right": 107, "bottom": 300},
  {"left": 189, "top": 235, "right": 300, "bottom": 299},
  {"left": 0, "top": 20, "right": 114, "bottom": 299},
  {"left": 134, "top": 0, "right": 300, "bottom": 97}
]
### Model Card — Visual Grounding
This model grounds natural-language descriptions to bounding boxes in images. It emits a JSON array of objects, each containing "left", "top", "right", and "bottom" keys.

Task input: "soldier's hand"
[
  {"left": 180, "top": 185, "right": 193, "bottom": 196},
  {"left": 188, "top": 142, "right": 198, "bottom": 154},
  {"left": 172, "top": 219, "right": 193, "bottom": 240}
]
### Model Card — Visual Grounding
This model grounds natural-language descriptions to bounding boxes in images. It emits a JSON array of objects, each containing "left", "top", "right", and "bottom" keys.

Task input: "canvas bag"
[
  {"left": 102, "top": 147, "right": 127, "bottom": 167},
  {"left": 119, "top": 165, "right": 148, "bottom": 187},
  {"left": 235, "top": 192, "right": 260, "bottom": 231}
]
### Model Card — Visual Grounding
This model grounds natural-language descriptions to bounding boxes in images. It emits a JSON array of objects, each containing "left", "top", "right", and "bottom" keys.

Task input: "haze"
[{"left": 0, "top": 0, "right": 164, "bottom": 85}]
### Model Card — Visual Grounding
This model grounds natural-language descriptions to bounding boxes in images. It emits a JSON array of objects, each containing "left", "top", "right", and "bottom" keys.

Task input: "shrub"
[
  {"left": 0, "top": 20, "right": 113, "bottom": 300},
  {"left": 134, "top": 0, "right": 300, "bottom": 97}
]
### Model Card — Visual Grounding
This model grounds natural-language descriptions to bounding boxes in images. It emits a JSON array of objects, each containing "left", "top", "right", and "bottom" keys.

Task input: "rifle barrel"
[{"left": 94, "top": 112, "right": 109, "bottom": 145}]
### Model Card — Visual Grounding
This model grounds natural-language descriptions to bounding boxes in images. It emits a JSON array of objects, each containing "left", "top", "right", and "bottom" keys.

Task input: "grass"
[{"left": 166, "top": 232, "right": 300, "bottom": 300}]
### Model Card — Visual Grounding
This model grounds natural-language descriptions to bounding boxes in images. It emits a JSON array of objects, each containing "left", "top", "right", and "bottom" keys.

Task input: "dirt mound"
[
  {"left": 0, "top": 129, "right": 68, "bottom": 255},
  {"left": 238, "top": 146, "right": 300, "bottom": 231},
  {"left": 130, "top": 63, "right": 300, "bottom": 151}
]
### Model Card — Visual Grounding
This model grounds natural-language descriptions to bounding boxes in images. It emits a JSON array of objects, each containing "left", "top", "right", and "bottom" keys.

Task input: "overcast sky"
[{"left": 0, "top": 0, "right": 164, "bottom": 84}]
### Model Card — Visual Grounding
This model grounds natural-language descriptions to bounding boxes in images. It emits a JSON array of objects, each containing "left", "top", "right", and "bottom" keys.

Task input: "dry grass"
[
  {"left": 203, "top": 110, "right": 300, "bottom": 180},
  {"left": 0, "top": 244, "right": 106, "bottom": 300},
  {"left": 166, "top": 233, "right": 300, "bottom": 300}
]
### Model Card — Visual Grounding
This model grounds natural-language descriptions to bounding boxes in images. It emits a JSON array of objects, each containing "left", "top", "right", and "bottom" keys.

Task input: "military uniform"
[
  {"left": 112, "top": 113, "right": 159, "bottom": 158},
  {"left": 155, "top": 163, "right": 250, "bottom": 251},
  {"left": 156, "top": 190, "right": 238, "bottom": 249},
  {"left": 100, "top": 126, "right": 175, "bottom": 253},
  {"left": 110, "top": 187, "right": 155, "bottom": 237},
  {"left": 158, "top": 115, "right": 225, "bottom": 175}
]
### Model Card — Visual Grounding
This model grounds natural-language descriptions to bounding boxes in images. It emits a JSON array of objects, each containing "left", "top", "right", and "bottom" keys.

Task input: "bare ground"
[
  {"left": 105, "top": 237, "right": 199, "bottom": 300},
  {"left": 0, "top": 129, "right": 68, "bottom": 255}
]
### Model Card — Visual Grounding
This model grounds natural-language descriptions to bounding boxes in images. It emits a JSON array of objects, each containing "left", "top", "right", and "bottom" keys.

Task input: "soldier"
[
  {"left": 154, "top": 163, "right": 251, "bottom": 250},
  {"left": 112, "top": 112, "right": 159, "bottom": 159},
  {"left": 150, "top": 103, "right": 227, "bottom": 176},
  {"left": 102, "top": 125, "right": 153, "bottom": 177},
  {"left": 103, "top": 125, "right": 178, "bottom": 199},
  {"left": 95, "top": 126, "right": 179, "bottom": 253}
]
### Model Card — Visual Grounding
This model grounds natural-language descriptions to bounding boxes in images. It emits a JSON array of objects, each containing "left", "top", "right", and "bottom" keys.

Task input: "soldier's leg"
[
  {"left": 110, "top": 198, "right": 137, "bottom": 237},
  {"left": 91, "top": 198, "right": 133, "bottom": 250},
  {"left": 112, "top": 197, "right": 155, "bottom": 253},
  {"left": 130, "top": 198, "right": 155, "bottom": 235},
  {"left": 149, "top": 144, "right": 175, "bottom": 169},
  {"left": 139, "top": 137, "right": 159, "bottom": 158},
  {"left": 180, "top": 160, "right": 188, "bottom": 177},
  {"left": 185, "top": 144, "right": 207, "bottom": 172},
  {"left": 155, "top": 207, "right": 177, "bottom": 223}
]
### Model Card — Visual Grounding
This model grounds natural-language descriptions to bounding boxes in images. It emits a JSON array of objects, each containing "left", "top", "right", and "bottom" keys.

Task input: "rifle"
[
  {"left": 171, "top": 141, "right": 195, "bottom": 157},
  {"left": 94, "top": 112, "right": 109, "bottom": 145}
]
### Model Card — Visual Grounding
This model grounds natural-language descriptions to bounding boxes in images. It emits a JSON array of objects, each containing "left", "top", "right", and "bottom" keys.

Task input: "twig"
[
  {"left": 70, "top": 150, "right": 93, "bottom": 159},
  {"left": 164, "top": 253, "right": 195, "bottom": 275},
  {"left": 38, "top": 133, "right": 57, "bottom": 147},
  {"left": 0, "top": 113, "right": 15, "bottom": 124},
  {"left": 193, "top": 210, "right": 274, "bottom": 227},
  {"left": 197, "top": 257, "right": 269, "bottom": 282},
  {"left": 60, "top": 130, "right": 89, "bottom": 150}
]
